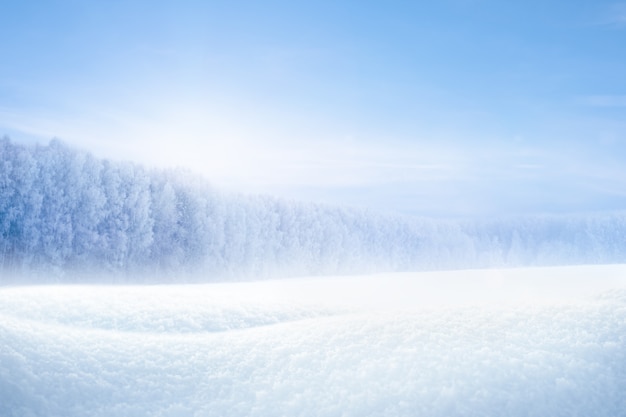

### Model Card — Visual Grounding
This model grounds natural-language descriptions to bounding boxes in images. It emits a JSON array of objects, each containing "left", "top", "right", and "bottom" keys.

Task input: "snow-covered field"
[{"left": 2, "top": 265, "right": 626, "bottom": 417}]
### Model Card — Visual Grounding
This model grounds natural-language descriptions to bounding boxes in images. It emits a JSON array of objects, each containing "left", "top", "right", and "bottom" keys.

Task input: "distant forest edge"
[{"left": 2, "top": 137, "right": 626, "bottom": 282}]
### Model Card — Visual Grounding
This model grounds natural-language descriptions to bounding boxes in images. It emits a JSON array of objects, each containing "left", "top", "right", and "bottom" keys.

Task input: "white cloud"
[
  {"left": 579, "top": 95, "right": 626, "bottom": 107},
  {"left": 594, "top": 2, "right": 626, "bottom": 27},
  {"left": 611, "top": 2, "right": 626, "bottom": 24}
]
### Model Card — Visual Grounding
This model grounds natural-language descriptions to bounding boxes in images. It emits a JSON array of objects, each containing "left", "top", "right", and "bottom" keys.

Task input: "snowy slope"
[{"left": 2, "top": 265, "right": 626, "bottom": 417}]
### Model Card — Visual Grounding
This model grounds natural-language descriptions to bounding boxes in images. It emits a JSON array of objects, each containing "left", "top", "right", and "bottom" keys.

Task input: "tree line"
[{"left": 2, "top": 137, "right": 626, "bottom": 282}]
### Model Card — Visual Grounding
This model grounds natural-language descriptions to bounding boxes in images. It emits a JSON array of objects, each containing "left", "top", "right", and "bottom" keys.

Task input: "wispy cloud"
[
  {"left": 612, "top": 3, "right": 626, "bottom": 24},
  {"left": 577, "top": 95, "right": 626, "bottom": 107},
  {"left": 596, "top": 3, "right": 626, "bottom": 27}
]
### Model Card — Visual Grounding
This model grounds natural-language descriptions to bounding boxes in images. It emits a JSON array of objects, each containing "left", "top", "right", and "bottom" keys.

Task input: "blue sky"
[{"left": 1, "top": 0, "right": 626, "bottom": 216}]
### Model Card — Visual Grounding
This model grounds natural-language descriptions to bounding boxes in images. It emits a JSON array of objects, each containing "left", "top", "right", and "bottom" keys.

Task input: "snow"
[{"left": 2, "top": 265, "right": 626, "bottom": 416}]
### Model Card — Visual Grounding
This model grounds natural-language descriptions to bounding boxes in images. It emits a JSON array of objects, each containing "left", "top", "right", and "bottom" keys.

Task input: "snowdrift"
[
  {"left": 2, "top": 265, "right": 626, "bottom": 417},
  {"left": 3, "top": 137, "right": 626, "bottom": 282}
]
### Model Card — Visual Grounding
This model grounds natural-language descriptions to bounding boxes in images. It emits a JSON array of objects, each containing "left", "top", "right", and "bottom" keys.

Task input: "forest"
[{"left": 2, "top": 137, "right": 626, "bottom": 282}]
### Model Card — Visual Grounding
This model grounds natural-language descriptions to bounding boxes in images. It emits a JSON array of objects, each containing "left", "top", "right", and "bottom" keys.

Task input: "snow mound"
[
  {"left": 0, "top": 284, "right": 340, "bottom": 334},
  {"left": 2, "top": 265, "right": 626, "bottom": 416}
]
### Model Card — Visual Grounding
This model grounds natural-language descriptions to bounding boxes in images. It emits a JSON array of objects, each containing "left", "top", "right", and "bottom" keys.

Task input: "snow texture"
[
  {"left": 2, "top": 265, "right": 626, "bottom": 417},
  {"left": 3, "top": 137, "right": 626, "bottom": 282}
]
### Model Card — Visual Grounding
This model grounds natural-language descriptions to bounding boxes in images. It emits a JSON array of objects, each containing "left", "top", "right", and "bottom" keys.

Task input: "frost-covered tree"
[
  {"left": 2, "top": 137, "right": 626, "bottom": 283},
  {"left": 0, "top": 137, "right": 42, "bottom": 270}
]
